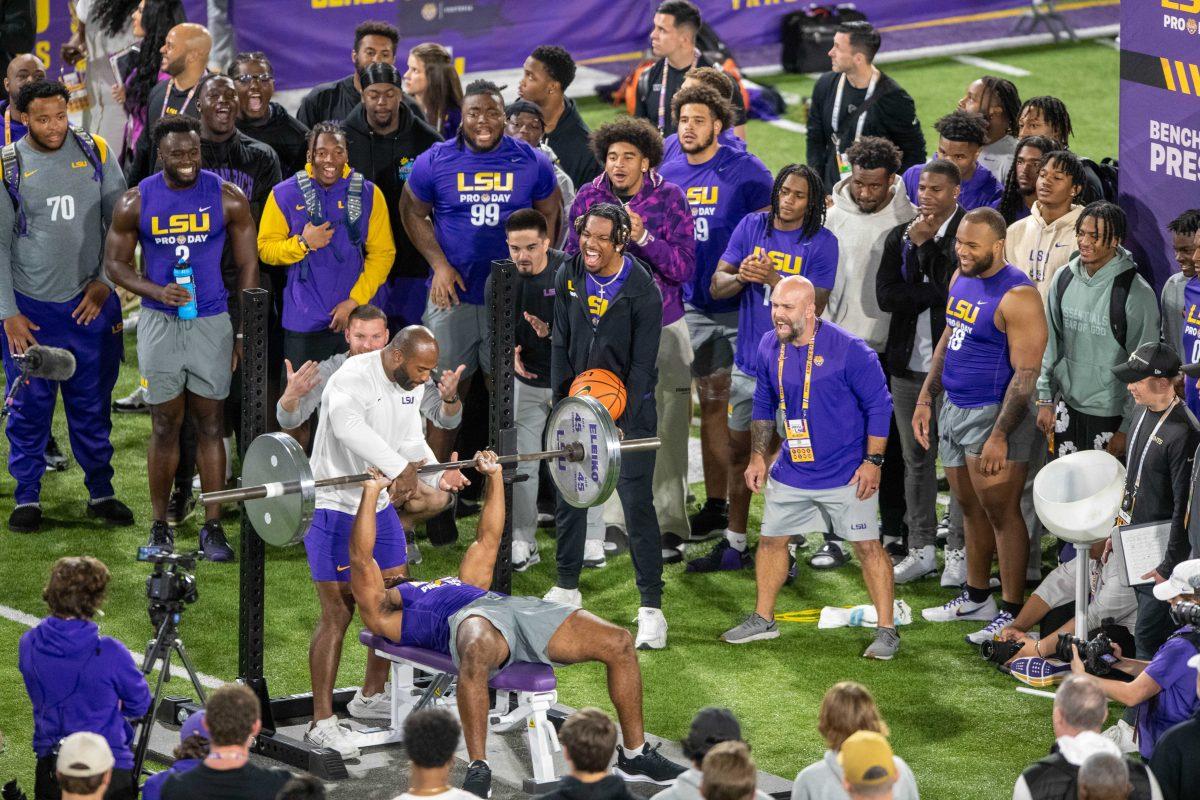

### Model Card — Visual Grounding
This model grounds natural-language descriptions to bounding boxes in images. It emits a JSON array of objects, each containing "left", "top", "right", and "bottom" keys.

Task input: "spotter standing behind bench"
[{"left": 349, "top": 452, "right": 685, "bottom": 799}]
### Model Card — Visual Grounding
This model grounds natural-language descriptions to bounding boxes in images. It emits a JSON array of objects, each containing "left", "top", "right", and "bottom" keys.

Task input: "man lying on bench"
[{"left": 350, "top": 451, "right": 686, "bottom": 798}]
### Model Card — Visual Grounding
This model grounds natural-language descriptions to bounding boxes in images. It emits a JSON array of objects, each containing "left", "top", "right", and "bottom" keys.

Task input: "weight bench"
[{"left": 355, "top": 631, "right": 562, "bottom": 791}]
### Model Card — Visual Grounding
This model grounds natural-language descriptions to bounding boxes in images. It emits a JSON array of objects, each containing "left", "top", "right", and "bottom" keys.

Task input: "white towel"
[{"left": 818, "top": 600, "right": 913, "bottom": 629}]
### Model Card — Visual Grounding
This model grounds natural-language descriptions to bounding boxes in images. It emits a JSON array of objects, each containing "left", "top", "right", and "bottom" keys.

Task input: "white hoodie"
[
  {"left": 824, "top": 174, "right": 916, "bottom": 352},
  {"left": 1005, "top": 202, "right": 1084, "bottom": 300}
]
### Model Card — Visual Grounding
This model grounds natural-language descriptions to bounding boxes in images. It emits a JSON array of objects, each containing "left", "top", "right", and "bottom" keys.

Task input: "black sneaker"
[
  {"left": 809, "top": 541, "right": 847, "bottom": 570},
  {"left": 200, "top": 521, "right": 235, "bottom": 562},
  {"left": 462, "top": 759, "right": 492, "bottom": 799},
  {"left": 686, "top": 539, "right": 752, "bottom": 573},
  {"left": 687, "top": 499, "right": 728, "bottom": 540},
  {"left": 785, "top": 547, "right": 798, "bottom": 586},
  {"left": 661, "top": 532, "right": 684, "bottom": 564},
  {"left": 44, "top": 436, "right": 69, "bottom": 471},
  {"left": 166, "top": 487, "right": 195, "bottom": 526},
  {"left": 614, "top": 742, "right": 686, "bottom": 785},
  {"left": 87, "top": 497, "right": 134, "bottom": 526},
  {"left": 9, "top": 504, "right": 42, "bottom": 533},
  {"left": 148, "top": 520, "right": 174, "bottom": 550}
]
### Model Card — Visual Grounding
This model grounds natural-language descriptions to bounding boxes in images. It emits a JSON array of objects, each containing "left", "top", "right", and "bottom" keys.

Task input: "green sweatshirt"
[{"left": 1037, "top": 247, "right": 1160, "bottom": 431}]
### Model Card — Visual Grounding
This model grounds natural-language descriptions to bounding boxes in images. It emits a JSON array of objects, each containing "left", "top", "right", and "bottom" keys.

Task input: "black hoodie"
[
  {"left": 552, "top": 253, "right": 662, "bottom": 437},
  {"left": 545, "top": 97, "right": 601, "bottom": 190},
  {"left": 536, "top": 775, "right": 637, "bottom": 800},
  {"left": 297, "top": 74, "right": 425, "bottom": 128},
  {"left": 236, "top": 101, "right": 309, "bottom": 176},
  {"left": 343, "top": 101, "right": 442, "bottom": 279}
]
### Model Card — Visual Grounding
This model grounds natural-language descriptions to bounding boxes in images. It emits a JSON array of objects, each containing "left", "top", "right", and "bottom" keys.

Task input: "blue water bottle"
[{"left": 173, "top": 257, "right": 198, "bottom": 320}]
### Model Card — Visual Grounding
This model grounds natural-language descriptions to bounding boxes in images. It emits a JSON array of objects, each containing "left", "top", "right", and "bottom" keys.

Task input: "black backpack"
[
  {"left": 1079, "top": 157, "right": 1118, "bottom": 204},
  {"left": 1050, "top": 265, "right": 1137, "bottom": 346},
  {"left": 781, "top": 5, "right": 868, "bottom": 74}
]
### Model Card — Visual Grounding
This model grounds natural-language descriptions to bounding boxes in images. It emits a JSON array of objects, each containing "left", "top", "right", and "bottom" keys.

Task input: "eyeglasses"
[{"left": 234, "top": 74, "right": 274, "bottom": 85}]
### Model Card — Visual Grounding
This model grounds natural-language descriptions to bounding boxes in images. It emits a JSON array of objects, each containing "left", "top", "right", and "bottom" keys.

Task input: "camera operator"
[
  {"left": 1069, "top": 561, "right": 1200, "bottom": 761},
  {"left": 18, "top": 558, "right": 150, "bottom": 800}
]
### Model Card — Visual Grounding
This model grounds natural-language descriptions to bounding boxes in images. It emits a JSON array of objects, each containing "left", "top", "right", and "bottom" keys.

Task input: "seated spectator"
[
  {"left": 276, "top": 775, "right": 325, "bottom": 800},
  {"left": 700, "top": 742, "right": 756, "bottom": 800},
  {"left": 654, "top": 708, "right": 771, "bottom": 800},
  {"left": 836, "top": 732, "right": 903, "bottom": 800},
  {"left": 55, "top": 733, "right": 116, "bottom": 800},
  {"left": 142, "top": 713, "right": 209, "bottom": 800},
  {"left": 537, "top": 708, "right": 634, "bottom": 800},
  {"left": 1149, "top": 651, "right": 1200, "bottom": 800},
  {"left": 19, "top": 557, "right": 150, "bottom": 800},
  {"left": 398, "top": 709, "right": 483, "bottom": 800},
  {"left": 1078, "top": 753, "right": 1132, "bottom": 800},
  {"left": 161, "top": 684, "right": 291, "bottom": 800},
  {"left": 1013, "top": 674, "right": 1159, "bottom": 800},
  {"left": 792, "top": 683, "right": 918, "bottom": 800}
]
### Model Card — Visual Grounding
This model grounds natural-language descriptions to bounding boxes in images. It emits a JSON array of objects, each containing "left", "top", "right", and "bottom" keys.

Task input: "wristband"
[
  {"left": 236, "top": 333, "right": 244, "bottom": 339},
  {"left": 636, "top": 229, "right": 651, "bottom": 246},
  {"left": 444, "top": 394, "right": 460, "bottom": 404},
  {"left": 915, "top": 400, "right": 932, "bottom": 407}
]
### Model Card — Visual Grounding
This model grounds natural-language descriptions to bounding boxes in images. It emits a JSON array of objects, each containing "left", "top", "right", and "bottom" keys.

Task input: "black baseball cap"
[
  {"left": 682, "top": 707, "right": 743, "bottom": 760},
  {"left": 1112, "top": 342, "right": 1181, "bottom": 382}
]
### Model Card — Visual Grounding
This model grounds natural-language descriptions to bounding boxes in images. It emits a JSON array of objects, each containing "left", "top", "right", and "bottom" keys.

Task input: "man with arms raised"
[
  {"left": 349, "top": 451, "right": 685, "bottom": 798},
  {"left": 914, "top": 207, "right": 1047, "bottom": 640}
]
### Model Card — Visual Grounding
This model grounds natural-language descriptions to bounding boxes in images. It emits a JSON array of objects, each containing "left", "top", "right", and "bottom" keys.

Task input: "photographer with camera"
[
  {"left": 1068, "top": 561, "right": 1200, "bottom": 760},
  {"left": 18, "top": 557, "right": 150, "bottom": 800}
]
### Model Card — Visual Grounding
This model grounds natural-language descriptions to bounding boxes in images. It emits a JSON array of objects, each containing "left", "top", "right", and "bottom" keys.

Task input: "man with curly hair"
[{"left": 901, "top": 111, "right": 1002, "bottom": 212}]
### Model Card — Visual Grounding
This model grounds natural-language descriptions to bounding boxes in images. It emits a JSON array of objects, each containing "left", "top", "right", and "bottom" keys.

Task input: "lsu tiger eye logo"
[{"left": 457, "top": 172, "right": 513, "bottom": 192}]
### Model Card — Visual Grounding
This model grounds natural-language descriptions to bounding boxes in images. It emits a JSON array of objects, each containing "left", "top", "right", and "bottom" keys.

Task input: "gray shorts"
[
  {"left": 938, "top": 397, "right": 1037, "bottom": 468},
  {"left": 760, "top": 478, "right": 879, "bottom": 541},
  {"left": 423, "top": 300, "right": 488, "bottom": 378},
  {"left": 686, "top": 307, "right": 738, "bottom": 378},
  {"left": 728, "top": 365, "right": 755, "bottom": 432},
  {"left": 448, "top": 594, "right": 577, "bottom": 669},
  {"left": 137, "top": 309, "right": 233, "bottom": 404}
]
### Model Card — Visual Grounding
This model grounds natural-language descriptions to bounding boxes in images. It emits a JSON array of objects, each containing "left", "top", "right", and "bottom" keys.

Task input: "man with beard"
[
  {"left": 231, "top": 51, "right": 308, "bottom": 175},
  {"left": 126, "top": 22, "right": 211, "bottom": 184},
  {"left": 914, "top": 208, "right": 1047, "bottom": 638},
  {"left": 957, "top": 76, "right": 1021, "bottom": 183},
  {"left": 481, "top": 209, "right": 568, "bottom": 572},
  {"left": 997, "top": 135, "right": 1059, "bottom": 225},
  {"left": 400, "top": 79, "right": 559, "bottom": 464},
  {"left": 343, "top": 63, "right": 441, "bottom": 332},
  {"left": 0, "top": 53, "right": 43, "bottom": 145},
  {"left": 301, "top": 324, "right": 470, "bottom": 759},
  {"left": 876, "top": 160, "right": 966, "bottom": 586},
  {"left": 163, "top": 74, "right": 281, "bottom": 526},
  {"left": 720, "top": 275, "right": 898, "bottom": 660},
  {"left": 550, "top": 203, "right": 668, "bottom": 649},
  {"left": 0, "top": 80, "right": 132, "bottom": 533},
  {"left": 695, "top": 165, "right": 838, "bottom": 574},
  {"left": 1005, "top": 149, "right": 1086, "bottom": 297},
  {"left": 1161, "top": 210, "right": 1200, "bottom": 367},
  {"left": 659, "top": 85, "right": 772, "bottom": 550},
  {"left": 517, "top": 45, "right": 600, "bottom": 190},
  {"left": 104, "top": 114, "right": 260, "bottom": 558}
]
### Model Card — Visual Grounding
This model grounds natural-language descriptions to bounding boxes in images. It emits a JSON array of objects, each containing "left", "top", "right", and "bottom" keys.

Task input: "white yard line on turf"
[
  {"left": 951, "top": 54, "right": 1031, "bottom": 77},
  {"left": 0, "top": 602, "right": 225, "bottom": 689},
  {"left": 765, "top": 118, "right": 807, "bottom": 134}
]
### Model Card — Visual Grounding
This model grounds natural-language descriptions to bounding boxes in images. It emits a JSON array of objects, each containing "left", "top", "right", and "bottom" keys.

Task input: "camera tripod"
[{"left": 130, "top": 604, "right": 209, "bottom": 783}]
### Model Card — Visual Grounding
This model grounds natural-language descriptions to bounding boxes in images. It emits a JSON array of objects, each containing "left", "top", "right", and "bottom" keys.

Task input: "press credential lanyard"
[
  {"left": 778, "top": 322, "right": 819, "bottom": 463},
  {"left": 656, "top": 50, "right": 700, "bottom": 133},
  {"left": 831, "top": 69, "right": 878, "bottom": 175},
  {"left": 1120, "top": 400, "right": 1178, "bottom": 523}
]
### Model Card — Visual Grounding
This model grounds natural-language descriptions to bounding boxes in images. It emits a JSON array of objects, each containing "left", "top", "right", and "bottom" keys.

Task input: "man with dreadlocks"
[
  {"left": 903, "top": 111, "right": 1002, "bottom": 212},
  {"left": 1006, "top": 149, "right": 1086, "bottom": 296},
  {"left": 695, "top": 163, "right": 837, "bottom": 575},
  {"left": 659, "top": 85, "right": 772, "bottom": 552},
  {"left": 1018, "top": 96, "right": 1107, "bottom": 205},
  {"left": 1161, "top": 210, "right": 1200, "bottom": 369},
  {"left": 1036, "top": 201, "right": 1158, "bottom": 464},
  {"left": 997, "top": 135, "right": 1059, "bottom": 225},
  {"left": 957, "top": 76, "right": 1021, "bottom": 183}
]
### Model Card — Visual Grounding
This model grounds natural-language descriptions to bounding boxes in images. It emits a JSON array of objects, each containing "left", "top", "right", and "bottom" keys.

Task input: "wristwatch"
[{"left": 863, "top": 454, "right": 885, "bottom": 467}]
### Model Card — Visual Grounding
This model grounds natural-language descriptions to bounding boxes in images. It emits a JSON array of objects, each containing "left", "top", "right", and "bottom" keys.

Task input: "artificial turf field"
[{"left": 0, "top": 38, "right": 1120, "bottom": 800}]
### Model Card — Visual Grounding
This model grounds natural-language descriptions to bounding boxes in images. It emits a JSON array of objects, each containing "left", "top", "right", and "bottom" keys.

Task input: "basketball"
[{"left": 569, "top": 369, "right": 627, "bottom": 421}]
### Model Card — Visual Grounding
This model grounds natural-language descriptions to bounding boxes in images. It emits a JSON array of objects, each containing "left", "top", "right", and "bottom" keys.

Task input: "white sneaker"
[
  {"left": 893, "top": 546, "right": 937, "bottom": 584},
  {"left": 583, "top": 539, "right": 606, "bottom": 568},
  {"left": 305, "top": 716, "right": 360, "bottom": 758},
  {"left": 543, "top": 586, "right": 582, "bottom": 608},
  {"left": 346, "top": 685, "right": 392, "bottom": 721},
  {"left": 965, "top": 610, "right": 1015, "bottom": 645},
  {"left": 921, "top": 590, "right": 997, "bottom": 623},
  {"left": 634, "top": 607, "right": 667, "bottom": 650},
  {"left": 512, "top": 540, "right": 540, "bottom": 572},
  {"left": 941, "top": 548, "right": 967, "bottom": 588}
]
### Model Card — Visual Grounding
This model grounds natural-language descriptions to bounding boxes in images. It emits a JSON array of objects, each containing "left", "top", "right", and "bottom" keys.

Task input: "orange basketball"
[{"left": 570, "top": 369, "right": 627, "bottom": 421}]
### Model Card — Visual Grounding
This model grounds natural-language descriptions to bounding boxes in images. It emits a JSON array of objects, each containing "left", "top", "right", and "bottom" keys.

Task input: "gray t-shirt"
[{"left": 0, "top": 133, "right": 127, "bottom": 317}]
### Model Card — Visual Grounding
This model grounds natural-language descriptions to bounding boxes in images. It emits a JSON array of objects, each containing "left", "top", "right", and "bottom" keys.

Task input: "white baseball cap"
[
  {"left": 56, "top": 732, "right": 114, "bottom": 778},
  {"left": 1154, "top": 559, "right": 1200, "bottom": 601}
]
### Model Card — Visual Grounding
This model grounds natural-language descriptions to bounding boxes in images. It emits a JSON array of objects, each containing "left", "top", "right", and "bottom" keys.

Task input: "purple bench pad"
[{"left": 360, "top": 630, "right": 558, "bottom": 692}]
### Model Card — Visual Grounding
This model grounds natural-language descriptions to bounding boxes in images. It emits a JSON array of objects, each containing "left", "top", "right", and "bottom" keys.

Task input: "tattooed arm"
[{"left": 979, "top": 284, "right": 1049, "bottom": 477}]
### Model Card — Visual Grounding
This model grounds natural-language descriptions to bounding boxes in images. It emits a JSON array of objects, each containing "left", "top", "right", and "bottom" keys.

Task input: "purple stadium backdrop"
[{"left": 1118, "top": 1, "right": 1200, "bottom": 290}]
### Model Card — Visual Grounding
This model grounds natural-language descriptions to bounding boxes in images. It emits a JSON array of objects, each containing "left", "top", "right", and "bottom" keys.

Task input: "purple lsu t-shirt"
[
  {"left": 407, "top": 135, "right": 556, "bottom": 305},
  {"left": 658, "top": 145, "right": 773, "bottom": 315},
  {"left": 1137, "top": 628, "right": 1200, "bottom": 758},
  {"left": 585, "top": 256, "right": 632, "bottom": 324},
  {"left": 751, "top": 322, "right": 892, "bottom": 490},
  {"left": 396, "top": 577, "right": 489, "bottom": 656},
  {"left": 721, "top": 213, "right": 839, "bottom": 375}
]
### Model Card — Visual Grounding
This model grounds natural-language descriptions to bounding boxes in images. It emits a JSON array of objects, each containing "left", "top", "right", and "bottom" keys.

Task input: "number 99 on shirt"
[{"left": 470, "top": 202, "right": 500, "bottom": 227}]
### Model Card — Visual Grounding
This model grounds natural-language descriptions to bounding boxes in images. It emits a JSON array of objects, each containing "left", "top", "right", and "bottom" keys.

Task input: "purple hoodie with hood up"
[
  {"left": 19, "top": 616, "right": 152, "bottom": 769},
  {"left": 566, "top": 169, "right": 695, "bottom": 326}
]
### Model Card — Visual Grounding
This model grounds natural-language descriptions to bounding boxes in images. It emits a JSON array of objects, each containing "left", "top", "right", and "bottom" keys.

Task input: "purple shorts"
[{"left": 304, "top": 506, "right": 407, "bottom": 582}]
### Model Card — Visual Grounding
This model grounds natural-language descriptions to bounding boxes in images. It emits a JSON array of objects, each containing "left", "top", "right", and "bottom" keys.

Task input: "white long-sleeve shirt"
[{"left": 311, "top": 351, "right": 442, "bottom": 514}]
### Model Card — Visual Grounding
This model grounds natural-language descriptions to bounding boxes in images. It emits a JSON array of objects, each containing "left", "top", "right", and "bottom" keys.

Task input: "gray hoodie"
[
  {"left": 653, "top": 768, "right": 774, "bottom": 800},
  {"left": 791, "top": 751, "right": 920, "bottom": 800}
]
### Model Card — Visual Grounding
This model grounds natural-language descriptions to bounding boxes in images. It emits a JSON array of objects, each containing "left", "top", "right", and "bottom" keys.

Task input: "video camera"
[
  {"left": 1171, "top": 600, "right": 1200, "bottom": 627},
  {"left": 137, "top": 546, "right": 200, "bottom": 628},
  {"left": 1055, "top": 631, "right": 1117, "bottom": 676}
]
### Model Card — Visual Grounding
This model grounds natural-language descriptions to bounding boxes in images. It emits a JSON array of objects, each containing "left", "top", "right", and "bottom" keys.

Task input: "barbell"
[{"left": 198, "top": 394, "right": 661, "bottom": 547}]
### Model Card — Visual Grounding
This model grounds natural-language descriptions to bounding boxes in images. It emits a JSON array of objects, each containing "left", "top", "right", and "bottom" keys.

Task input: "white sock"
[
  {"left": 726, "top": 530, "right": 747, "bottom": 551},
  {"left": 621, "top": 744, "right": 644, "bottom": 759}
]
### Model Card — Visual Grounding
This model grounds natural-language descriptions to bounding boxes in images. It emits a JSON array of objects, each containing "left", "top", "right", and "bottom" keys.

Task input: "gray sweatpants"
[
  {"left": 891, "top": 371, "right": 964, "bottom": 550},
  {"left": 513, "top": 382, "right": 553, "bottom": 545}
]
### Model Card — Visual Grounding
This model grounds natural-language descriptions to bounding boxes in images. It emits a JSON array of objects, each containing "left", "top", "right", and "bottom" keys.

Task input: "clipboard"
[{"left": 1111, "top": 521, "right": 1171, "bottom": 587}]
